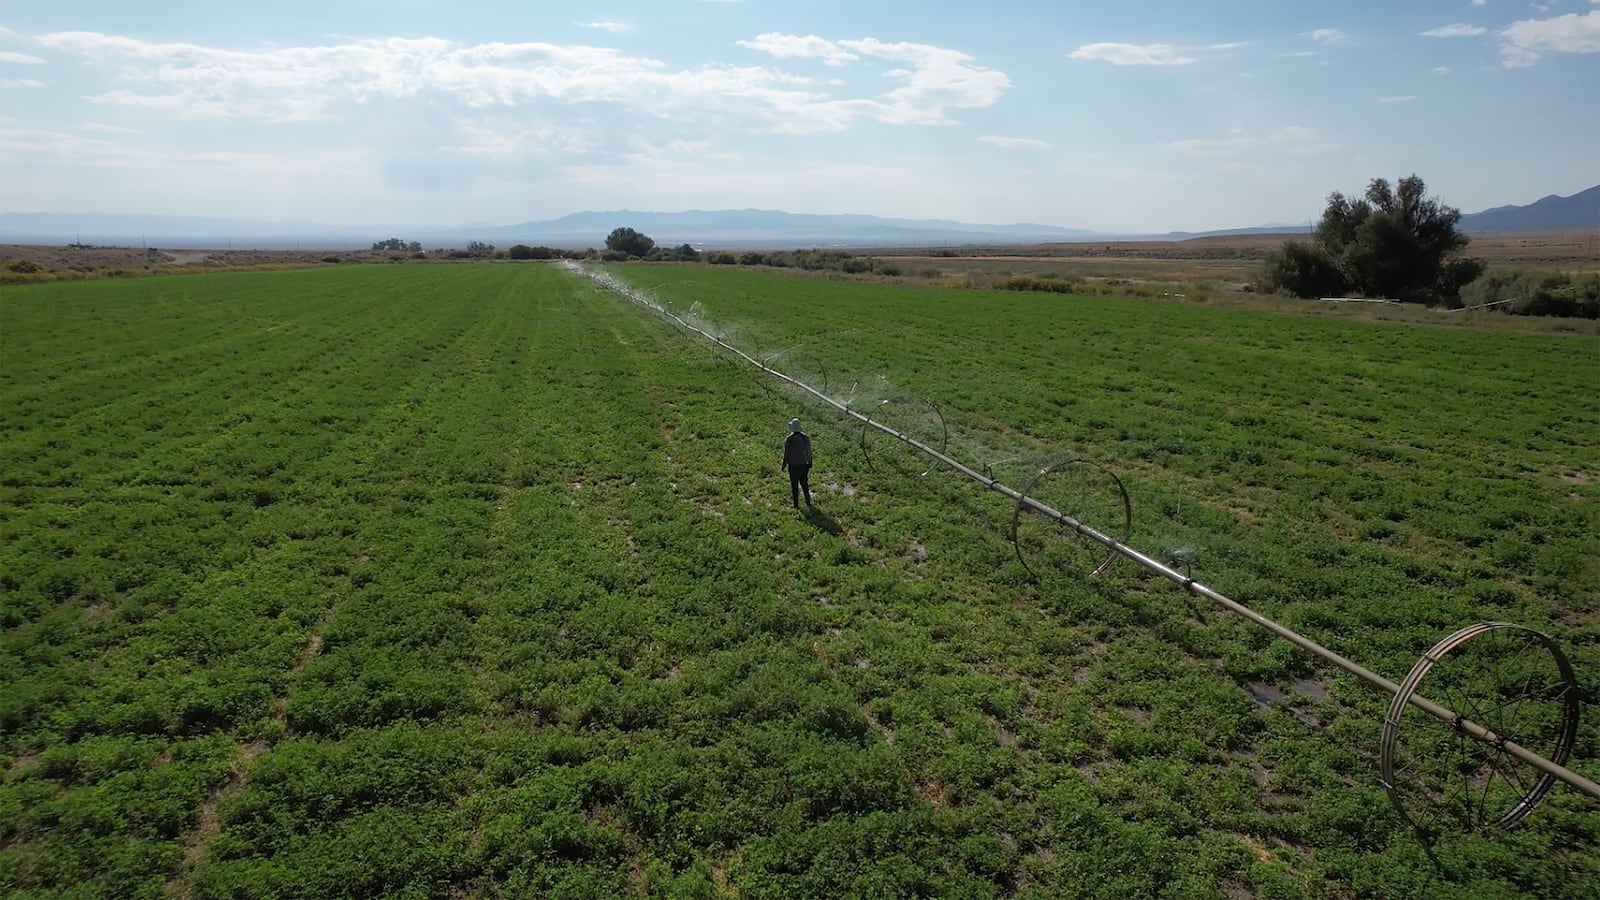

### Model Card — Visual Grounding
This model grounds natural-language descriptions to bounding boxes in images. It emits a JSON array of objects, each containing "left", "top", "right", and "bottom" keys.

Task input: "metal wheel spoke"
[
  {"left": 1489, "top": 749, "right": 1532, "bottom": 796},
  {"left": 1475, "top": 763, "right": 1498, "bottom": 828}
]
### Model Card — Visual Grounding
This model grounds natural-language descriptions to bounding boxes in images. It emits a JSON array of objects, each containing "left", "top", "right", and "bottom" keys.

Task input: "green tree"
[
  {"left": 1260, "top": 241, "right": 1350, "bottom": 299},
  {"left": 604, "top": 227, "right": 656, "bottom": 258},
  {"left": 508, "top": 244, "right": 555, "bottom": 260},
  {"left": 1261, "top": 175, "right": 1484, "bottom": 305}
]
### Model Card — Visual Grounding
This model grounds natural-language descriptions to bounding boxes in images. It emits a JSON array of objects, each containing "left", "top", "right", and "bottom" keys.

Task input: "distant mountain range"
[
  {"left": 2, "top": 186, "right": 1594, "bottom": 250},
  {"left": 1458, "top": 185, "right": 1599, "bottom": 232}
]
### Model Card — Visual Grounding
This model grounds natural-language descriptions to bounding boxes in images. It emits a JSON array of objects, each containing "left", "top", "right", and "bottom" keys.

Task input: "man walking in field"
[{"left": 782, "top": 418, "right": 813, "bottom": 509}]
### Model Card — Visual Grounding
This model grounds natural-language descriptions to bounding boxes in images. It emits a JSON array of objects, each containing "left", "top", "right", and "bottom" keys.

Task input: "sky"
[{"left": 0, "top": 0, "right": 1596, "bottom": 233}]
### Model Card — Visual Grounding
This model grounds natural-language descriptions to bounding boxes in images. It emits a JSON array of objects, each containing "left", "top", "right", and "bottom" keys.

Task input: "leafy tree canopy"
[
  {"left": 1262, "top": 175, "right": 1484, "bottom": 305},
  {"left": 605, "top": 227, "right": 656, "bottom": 258}
]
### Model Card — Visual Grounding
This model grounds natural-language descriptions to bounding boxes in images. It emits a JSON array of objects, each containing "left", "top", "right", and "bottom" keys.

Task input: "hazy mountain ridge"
[
  {"left": 3, "top": 187, "right": 1593, "bottom": 250},
  {"left": 1458, "top": 186, "right": 1599, "bottom": 233}
]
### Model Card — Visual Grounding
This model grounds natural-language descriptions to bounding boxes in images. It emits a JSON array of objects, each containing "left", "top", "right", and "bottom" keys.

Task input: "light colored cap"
[{"left": 788, "top": 418, "right": 802, "bottom": 431}]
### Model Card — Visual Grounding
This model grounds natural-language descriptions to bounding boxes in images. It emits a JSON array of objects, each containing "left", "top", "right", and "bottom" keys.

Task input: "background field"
[{"left": 2, "top": 263, "right": 1597, "bottom": 898}]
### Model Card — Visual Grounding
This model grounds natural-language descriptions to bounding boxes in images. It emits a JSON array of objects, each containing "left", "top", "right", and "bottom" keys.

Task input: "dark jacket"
[{"left": 782, "top": 432, "right": 812, "bottom": 467}]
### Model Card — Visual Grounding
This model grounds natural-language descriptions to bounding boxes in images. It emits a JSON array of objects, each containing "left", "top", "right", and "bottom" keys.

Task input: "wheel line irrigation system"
[{"left": 566, "top": 262, "right": 1598, "bottom": 834}]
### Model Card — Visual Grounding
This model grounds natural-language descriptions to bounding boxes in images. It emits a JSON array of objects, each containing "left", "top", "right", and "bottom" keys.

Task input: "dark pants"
[{"left": 788, "top": 464, "right": 812, "bottom": 507}]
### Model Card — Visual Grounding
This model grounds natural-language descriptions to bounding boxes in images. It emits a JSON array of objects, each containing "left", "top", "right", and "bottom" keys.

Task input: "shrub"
[
  {"left": 1460, "top": 271, "right": 1600, "bottom": 318},
  {"left": 1001, "top": 275, "right": 1074, "bottom": 294},
  {"left": 5, "top": 259, "right": 43, "bottom": 274},
  {"left": 1259, "top": 242, "right": 1349, "bottom": 298}
]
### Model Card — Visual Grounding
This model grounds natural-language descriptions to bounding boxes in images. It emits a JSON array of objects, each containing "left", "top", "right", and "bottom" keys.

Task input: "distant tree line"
[
  {"left": 372, "top": 238, "right": 422, "bottom": 252},
  {"left": 701, "top": 248, "right": 902, "bottom": 276},
  {"left": 360, "top": 226, "right": 902, "bottom": 279}
]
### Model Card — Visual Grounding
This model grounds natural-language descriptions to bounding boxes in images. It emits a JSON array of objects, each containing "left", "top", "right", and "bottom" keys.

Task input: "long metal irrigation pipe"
[{"left": 574, "top": 264, "right": 1600, "bottom": 801}]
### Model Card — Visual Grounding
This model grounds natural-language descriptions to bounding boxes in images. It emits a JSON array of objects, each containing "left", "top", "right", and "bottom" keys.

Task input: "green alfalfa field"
[{"left": 1, "top": 262, "right": 1596, "bottom": 898}]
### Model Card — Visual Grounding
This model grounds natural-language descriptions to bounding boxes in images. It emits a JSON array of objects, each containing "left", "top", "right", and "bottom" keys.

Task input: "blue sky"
[{"left": 0, "top": 0, "right": 1595, "bottom": 232}]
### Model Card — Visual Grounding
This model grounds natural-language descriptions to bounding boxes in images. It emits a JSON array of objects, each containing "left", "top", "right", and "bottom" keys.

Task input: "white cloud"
[
  {"left": 1280, "top": 50, "right": 1319, "bottom": 58},
  {"left": 1172, "top": 125, "right": 1334, "bottom": 158},
  {"left": 1433, "top": 65, "right": 1452, "bottom": 74},
  {"left": 1471, "top": 0, "right": 1486, "bottom": 6},
  {"left": 577, "top": 20, "right": 630, "bottom": 33},
  {"left": 1499, "top": 11, "right": 1600, "bottom": 67},
  {"left": 0, "top": 126, "right": 358, "bottom": 178},
  {"left": 835, "top": 38, "right": 1010, "bottom": 122},
  {"left": 615, "top": 137, "right": 741, "bottom": 169},
  {"left": 0, "top": 26, "right": 14, "bottom": 36},
  {"left": 81, "top": 122, "right": 139, "bottom": 133},
  {"left": 437, "top": 119, "right": 594, "bottom": 158},
  {"left": 1422, "top": 24, "right": 1486, "bottom": 38},
  {"left": 734, "top": 36, "right": 1011, "bottom": 127},
  {"left": 738, "top": 33, "right": 859, "bottom": 66},
  {"left": 1068, "top": 43, "right": 1197, "bottom": 65},
  {"left": 1303, "top": 28, "right": 1351, "bottom": 45},
  {"left": 1378, "top": 95, "right": 1417, "bottom": 103},
  {"left": 1171, "top": 129, "right": 1256, "bottom": 156},
  {"left": 1268, "top": 126, "right": 1317, "bottom": 142},
  {"left": 1208, "top": 42, "right": 1249, "bottom": 51},
  {"left": 35, "top": 31, "right": 1009, "bottom": 132},
  {"left": 0, "top": 78, "right": 43, "bottom": 88},
  {"left": 1269, "top": 125, "right": 1336, "bottom": 154},
  {"left": 980, "top": 135, "right": 1050, "bottom": 150},
  {"left": 37, "top": 33, "right": 604, "bottom": 119},
  {"left": 0, "top": 50, "right": 45, "bottom": 64}
]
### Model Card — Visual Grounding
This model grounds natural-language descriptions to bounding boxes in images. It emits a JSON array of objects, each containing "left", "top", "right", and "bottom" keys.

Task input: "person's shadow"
[{"left": 802, "top": 506, "right": 842, "bottom": 535}]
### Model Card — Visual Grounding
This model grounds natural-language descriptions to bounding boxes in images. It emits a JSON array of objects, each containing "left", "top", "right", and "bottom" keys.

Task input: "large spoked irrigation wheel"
[
  {"left": 858, "top": 394, "right": 948, "bottom": 477},
  {"left": 1009, "top": 459, "right": 1132, "bottom": 579},
  {"left": 762, "top": 349, "right": 829, "bottom": 401},
  {"left": 1380, "top": 622, "right": 1580, "bottom": 836}
]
